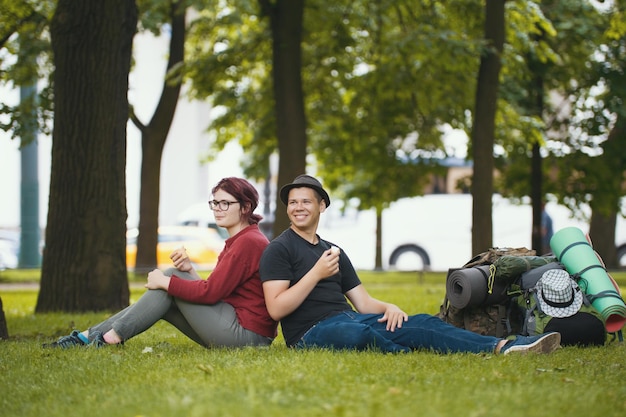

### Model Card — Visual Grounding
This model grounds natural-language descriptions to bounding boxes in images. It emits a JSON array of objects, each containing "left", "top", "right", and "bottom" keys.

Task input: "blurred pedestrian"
[{"left": 542, "top": 202, "right": 554, "bottom": 254}]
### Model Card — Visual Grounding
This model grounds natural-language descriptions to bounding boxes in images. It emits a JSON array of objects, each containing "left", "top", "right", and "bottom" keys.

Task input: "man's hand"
[
  {"left": 377, "top": 304, "right": 409, "bottom": 332},
  {"left": 311, "top": 248, "right": 340, "bottom": 280}
]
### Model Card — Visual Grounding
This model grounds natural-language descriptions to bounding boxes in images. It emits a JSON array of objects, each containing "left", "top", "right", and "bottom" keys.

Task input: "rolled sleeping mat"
[
  {"left": 484, "top": 279, "right": 511, "bottom": 306},
  {"left": 550, "top": 227, "right": 626, "bottom": 333},
  {"left": 446, "top": 266, "right": 510, "bottom": 309}
]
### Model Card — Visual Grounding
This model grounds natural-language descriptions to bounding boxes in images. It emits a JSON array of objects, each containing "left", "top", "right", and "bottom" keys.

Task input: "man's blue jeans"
[{"left": 295, "top": 311, "right": 500, "bottom": 354}]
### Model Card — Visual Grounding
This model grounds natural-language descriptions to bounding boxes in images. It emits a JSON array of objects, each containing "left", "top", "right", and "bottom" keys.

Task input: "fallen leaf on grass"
[{"left": 197, "top": 364, "right": 214, "bottom": 374}]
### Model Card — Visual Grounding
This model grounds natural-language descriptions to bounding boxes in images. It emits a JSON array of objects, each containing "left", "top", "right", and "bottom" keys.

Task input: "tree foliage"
[
  {"left": 0, "top": 0, "right": 55, "bottom": 142},
  {"left": 2, "top": 0, "right": 623, "bottom": 277},
  {"left": 490, "top": 0, "right": 624, "bottom": 264},
  {"left": 178, "top": 0, "right": 624, "bottom": 265},
  {"left": 183, "top": 0, "right": 487, "bottom": 209},
  {"left": 183, "top": 1, "right": 274, "bottom": 178},
  {"left": 306, "top": 0, "right": 483, "bottom": 209},
  {"left": 495, "top": 0, "right": 608, "bottom": 200}
]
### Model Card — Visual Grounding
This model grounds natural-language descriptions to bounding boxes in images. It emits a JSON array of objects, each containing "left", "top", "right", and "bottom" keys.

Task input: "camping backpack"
[
  {"left": 510, "top": 262, "right": 606, "bottom": 347},
  {"left": 437, "top": 247, "right": 537, "bottom": 338}
]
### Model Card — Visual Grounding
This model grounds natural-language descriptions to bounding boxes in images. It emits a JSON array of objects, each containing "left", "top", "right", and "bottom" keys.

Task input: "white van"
[{"left": 317, "top": 194, "right": 625, "bottom": 272}]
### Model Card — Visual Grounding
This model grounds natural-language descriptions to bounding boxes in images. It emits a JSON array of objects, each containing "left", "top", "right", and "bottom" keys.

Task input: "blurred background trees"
[{"left": 0, "top": 0, "right": 623, "bottom": 310}]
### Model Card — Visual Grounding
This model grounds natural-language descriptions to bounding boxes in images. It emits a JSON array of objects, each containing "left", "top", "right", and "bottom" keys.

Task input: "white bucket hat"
[{"left": 536, "top": 269, "right": 583, "bottom": 318}]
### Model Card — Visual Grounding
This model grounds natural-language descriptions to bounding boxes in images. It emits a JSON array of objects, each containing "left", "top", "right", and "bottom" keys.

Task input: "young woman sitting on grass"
[{"left": 44, "top": 177, "right": 277, "bottom": 349}]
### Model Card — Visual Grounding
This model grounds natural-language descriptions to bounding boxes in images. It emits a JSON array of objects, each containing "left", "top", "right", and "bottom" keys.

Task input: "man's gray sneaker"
[{"left": 501, "top": 332, "right": 561, "bottom": 355}]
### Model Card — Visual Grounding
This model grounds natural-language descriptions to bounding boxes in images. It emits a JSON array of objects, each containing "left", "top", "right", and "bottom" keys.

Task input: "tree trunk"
[
  {"left": 531, "top": 142, "right": 543, "bottom": 252},
  {"left": 590, "top": 210, "right": 617, "bottom": 267},
  {"left": 375, "top": 207, "right": 383, "bottom": 271},
  {"left": 36, "top": 0, "right": 137, "bottom": 312},
  {"left": 530, "top": 70, "right": 544, "bottom": 253},
  {"left": 132, "top": 1, "right": 186, "bottom": 273},
  {"left": 260, "top": 0, "right": 307, "bottom": 237},
  {"left": 526, "top": 28, "right": 547, "bottom": 255},
  {"left": 588, "top": 115, "right": 625, "bottom": 268},
  {"left": 471, "top": 0, "right": 505, "bottom": 255},
  {"left": 0, "top": 296, "right": 8, "bottom": 340}
]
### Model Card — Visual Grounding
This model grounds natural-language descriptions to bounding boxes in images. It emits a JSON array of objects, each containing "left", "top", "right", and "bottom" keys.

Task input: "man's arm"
[
  {"left": 262, "top": 248, "right": 339, "bottom": 321},
  {"left": 345, "top": 285, "right": 408, "bottom": 332}
]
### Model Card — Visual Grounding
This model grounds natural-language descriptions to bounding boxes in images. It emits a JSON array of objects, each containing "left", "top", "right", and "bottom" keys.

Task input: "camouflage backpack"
[
  {"left": 461, "top": 247, "right": 537, "bottom": 268},
  {"left": 437, "top": 247, "right": 536, "bottom": 338},
  {"left": 437, "top": 301, "right": 522, "bottom": 338}
]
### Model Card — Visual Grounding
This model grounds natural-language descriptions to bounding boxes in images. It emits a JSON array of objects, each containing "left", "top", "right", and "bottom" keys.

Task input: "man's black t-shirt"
[{"left": 259, "top": 228, "right": 361, "bottom": 346}]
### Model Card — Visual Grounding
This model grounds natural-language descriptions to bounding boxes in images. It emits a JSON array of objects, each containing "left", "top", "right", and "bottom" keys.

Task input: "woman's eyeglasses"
[{"left": 208, "top": 200, "right": 240, "bottom": 211}]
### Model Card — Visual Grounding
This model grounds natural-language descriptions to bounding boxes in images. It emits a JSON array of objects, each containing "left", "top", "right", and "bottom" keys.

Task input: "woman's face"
[{"left": 211, "top": 189, "right": 243, "bottom": 230}]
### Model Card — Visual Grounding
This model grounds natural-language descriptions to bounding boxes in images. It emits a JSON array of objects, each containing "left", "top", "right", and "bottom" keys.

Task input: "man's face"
[{"left": 286, "top": 187, "right": 326, "bottom": 231}]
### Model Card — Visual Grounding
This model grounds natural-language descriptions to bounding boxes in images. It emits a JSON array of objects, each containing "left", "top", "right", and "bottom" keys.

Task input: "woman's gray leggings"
[{"left": 88, "top": 269, "right": 272, "bottom": 348}]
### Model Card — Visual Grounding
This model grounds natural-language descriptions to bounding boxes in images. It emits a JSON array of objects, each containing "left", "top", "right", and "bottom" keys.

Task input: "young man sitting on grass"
[{"left": 260, "top": 175, "right": 561, "bottom": 355}]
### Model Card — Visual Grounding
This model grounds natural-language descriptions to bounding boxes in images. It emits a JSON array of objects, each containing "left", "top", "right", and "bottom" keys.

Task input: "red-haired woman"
[{"left": 45, "top": 177, "right": 277, "bottom": 349}]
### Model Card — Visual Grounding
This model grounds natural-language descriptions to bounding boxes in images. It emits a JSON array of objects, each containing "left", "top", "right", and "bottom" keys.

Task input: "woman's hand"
[
  {"left": 145, "top": 269, "right": 170, "bottom": 290},
  {"left": 170, "top": 246, "right": 193, "bottom": 272}
]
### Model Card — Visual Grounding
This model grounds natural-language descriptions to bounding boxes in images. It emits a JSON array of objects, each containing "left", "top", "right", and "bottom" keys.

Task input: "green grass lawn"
[{"left": 1, "top": 270, "right": 626, "bottom": 417}]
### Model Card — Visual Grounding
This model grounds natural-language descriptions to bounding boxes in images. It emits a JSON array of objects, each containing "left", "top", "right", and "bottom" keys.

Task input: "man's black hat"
[{"left": 279, "top": 174, "right": 331, "bottom": 207}]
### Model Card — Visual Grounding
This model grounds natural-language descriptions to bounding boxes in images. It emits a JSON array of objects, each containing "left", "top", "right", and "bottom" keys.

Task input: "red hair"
[{"left": 212, "top": 177, "right": 263, "bottom": 225}]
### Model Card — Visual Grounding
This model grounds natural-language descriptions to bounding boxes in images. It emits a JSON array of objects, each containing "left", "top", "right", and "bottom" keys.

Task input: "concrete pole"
[{"left": 19, "top": 84, "right": 41, "bottom": 268}]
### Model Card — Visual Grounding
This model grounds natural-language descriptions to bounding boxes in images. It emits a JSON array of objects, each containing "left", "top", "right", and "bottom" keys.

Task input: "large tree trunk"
[
  {"left": 590, "top": 211, "right": 617, "bottom": 267},
  {"left": 260, "top": 0, "right": 307, "bottom": 237},
  {"left": 471, "top": 0, "right": 504, "bottom": 255},
  {"left": 36, "top": 0, "right": 137, "bottom": 312},
  {"left": 132, "top": 1, "right": 185, "bottom": 273},
  {"left": 588, "top": 115, "right": 625, "bottom": 268}
]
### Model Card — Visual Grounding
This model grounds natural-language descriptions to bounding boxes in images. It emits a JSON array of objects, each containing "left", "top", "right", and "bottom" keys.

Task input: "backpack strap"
[
  {"left": 571, "top": 264, "right": 607, "bottom": 283},
  {"left": 495, "top": 304, "right": 507, "bottom": 338},
  {"left": 608, "top": 330, "right": 624, "bottom": 343},
  {"left": 440, "top": 293, "right": 450, "bottom": 316},
  {"left": 503, "top": 304, "right": 515, "bottom": 336},
  {"left": 487, "top": 264, "right": 496, "bottom": 295},
  {"left": 586, "top": 289, "right": 625, "bottom": 303},
  {"left": 519, "top": 291, "right": 536, "bottom": 335},
  {"left": 463, "top": 310, "right": 472, "bottom": 333},
  {"left": 558, "top": 240, "right": 592, "bottom": 260},
  {"left": 571, "top": 264, "right": 625, "bottom": 303}
]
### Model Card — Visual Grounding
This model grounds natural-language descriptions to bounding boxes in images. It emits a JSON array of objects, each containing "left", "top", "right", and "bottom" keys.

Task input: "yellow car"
[{"left": 126, "top": 226, "right": 225, "bottom": 271}]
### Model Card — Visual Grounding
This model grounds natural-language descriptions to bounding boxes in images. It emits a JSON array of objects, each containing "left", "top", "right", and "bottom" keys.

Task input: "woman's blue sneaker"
[
  {"left": 42, "top": 330, "right": 87, "bottom": 349},
  {"left": 501, "top": 332, "right": 561, "bottom": 355},
  {"left": 88, "top": 331, "right": 107, "bottom": 348}
]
